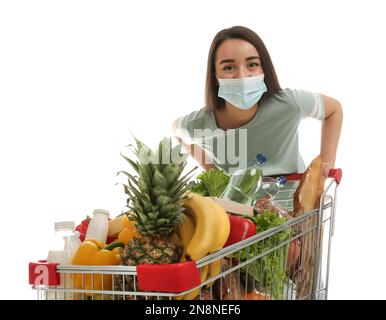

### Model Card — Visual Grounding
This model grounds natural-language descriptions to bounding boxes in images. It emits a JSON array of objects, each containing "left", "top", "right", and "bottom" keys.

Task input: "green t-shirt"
[{"left": 175, "top": 88, "right": 325, "bottom": 176}]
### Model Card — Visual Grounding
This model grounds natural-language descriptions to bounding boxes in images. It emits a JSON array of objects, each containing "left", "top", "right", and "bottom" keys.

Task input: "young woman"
[{"left": 173, "top": 26, "right": 343, "bottom": 177}]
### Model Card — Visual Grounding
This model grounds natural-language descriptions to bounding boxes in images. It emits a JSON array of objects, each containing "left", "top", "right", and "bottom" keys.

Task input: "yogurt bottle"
[{"left": 85, "top": 209, "right": 109, "bottom": 243}]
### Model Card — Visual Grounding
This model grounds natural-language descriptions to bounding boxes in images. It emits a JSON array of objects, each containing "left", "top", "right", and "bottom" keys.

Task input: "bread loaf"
[
  {"left": 292, "top": 155, "right": 326, "bottom": 217},
  {"left": 292, "top": 155, "right": 327, "bottom": 299}
]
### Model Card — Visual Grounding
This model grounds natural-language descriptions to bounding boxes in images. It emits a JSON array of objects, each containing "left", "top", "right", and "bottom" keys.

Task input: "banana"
[
  {"left": 177, "top": 194, "right": 230, "bottom": 294},
  {"left": 176, "top": 213, "right": 196, "bottom": 261},
  {"left": 183, "top": 264, "right": 209, "bottom": 300},
  {"left": 206, "top": 197, "right": 230, "bottom": 253},
  {"left": 206, "top": 258, "right": 221, "bottom": 288},
  {"left": 203, "top": 198, "right": 229, "bottom": 288},
  {"left": 184, "top": 194, "right": 217, "bottom": 261}
]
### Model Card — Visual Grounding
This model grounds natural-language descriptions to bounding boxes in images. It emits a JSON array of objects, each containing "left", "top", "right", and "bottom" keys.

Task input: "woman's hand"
[
  {"left": 322, "top": 162, "right": 333, "bottom": 178},
  {"left": 172, "top": 118, "right": 215, "bottom": 171}
]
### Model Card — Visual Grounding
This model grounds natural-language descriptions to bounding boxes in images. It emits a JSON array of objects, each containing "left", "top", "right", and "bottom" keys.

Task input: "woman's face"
[{"left": 215, "top": 38, "right": 264, "bottom": 80}]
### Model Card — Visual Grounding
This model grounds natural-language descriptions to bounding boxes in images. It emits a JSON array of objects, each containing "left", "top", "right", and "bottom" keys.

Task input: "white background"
[{"left": 1, "top": 0, "right": 385, "bottom": 299}]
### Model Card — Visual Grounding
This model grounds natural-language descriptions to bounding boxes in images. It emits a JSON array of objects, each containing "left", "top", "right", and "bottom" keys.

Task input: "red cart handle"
[
  {"left": 29, "top": 260, "right": 60, "bottom": 286},
  {"left": 273, "top": 168, "right": 343, "bottom": 185},
  {"left": 136, "top": 261, "right": 201, "bottom": 293},
  {"left": 29, "top": 259, "right": 201, "bottom": 293},
  {"left": 328, "top": 168, "right": 342, "bottom": 185}
]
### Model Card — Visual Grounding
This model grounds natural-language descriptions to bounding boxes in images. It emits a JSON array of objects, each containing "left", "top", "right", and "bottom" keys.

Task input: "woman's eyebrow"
[
  {"left": 219, "top": 56, "right": 260, "bottom": 64},
  {"left": 219, "top": 59, "right": 235, "bottom": 65},
  {"left": 246, "top": 56, "right": 260, "bottom": 61}
]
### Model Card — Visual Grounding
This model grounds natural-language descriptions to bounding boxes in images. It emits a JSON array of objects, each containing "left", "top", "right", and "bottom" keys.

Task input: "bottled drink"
[
  {"left": 47, "top": 221, "right": 77, "bottom": 265},
  {"left": 221, "top": 154, "right": 266, "bottom": 205},
  {"left": 85, "top": 209, "right": 109, "bottom": 243},
  {"left": 46, "top": 221, "right": 80, "bottom": 299}
]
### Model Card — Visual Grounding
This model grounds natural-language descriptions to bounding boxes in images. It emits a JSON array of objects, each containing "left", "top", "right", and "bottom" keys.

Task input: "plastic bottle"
[
  {"left": 85, "top": 209, "right": 109, "bottom": 243},
  {"left": 47, "top": 221, "right": 77, "bottom": 264},
  {"left": 46, "top": 221, "right": 81, "bottom": 299},
  {"left": 221, "top": 154, "right": 267, "bottom": 205},
  {"left": 63, "top": 232, "right": 81, "bottom": 263}
]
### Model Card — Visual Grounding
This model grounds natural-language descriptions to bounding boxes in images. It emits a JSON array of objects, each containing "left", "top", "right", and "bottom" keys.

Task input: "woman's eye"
[
  {"left": 223, "top": 65, "right": 233, "bottom": 71},
  {"left": 249, "top": 62, "right": 259, "bottom": 67}
]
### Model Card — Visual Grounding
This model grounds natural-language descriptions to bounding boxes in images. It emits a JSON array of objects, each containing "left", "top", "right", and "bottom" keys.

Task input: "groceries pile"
[{"left": 43, "top": 136, "right": 325, "bottom": 300}]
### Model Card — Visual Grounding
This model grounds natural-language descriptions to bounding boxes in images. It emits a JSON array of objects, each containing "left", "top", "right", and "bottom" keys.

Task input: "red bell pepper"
[
  {"left": 224, "top": 215, "right": 257, "bottom": 247},
  {"left": 75, "top": 216, "right": 116, "bottom": 244},
  {"left": 75, "top": 216, "right": 90, "bottom": 242}
]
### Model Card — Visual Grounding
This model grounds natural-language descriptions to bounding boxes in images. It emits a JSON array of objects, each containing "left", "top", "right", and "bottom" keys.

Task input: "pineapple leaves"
[
  {"left": 159, "top": 203, "right": 178, "bottom": 216},
  {"left": 119, "top": 171, "right": 139, "bottom": 188},
  {"left": 148, "top": 211, "right": 160, "bottom": 221},
  {"left": 118, "top": 135, "right": 194, "bottom": 238},
  {"left": 125, "top": 180, "right": 151, "bottom": 212},
  {"left": 151, "top": 186, "right": 168, "bottom": 198},
  {"left": 152, "top": 169, "right": 168, "bottom": 189},
  {"left": 178, "top": 165, "right": 198, "bottom": 186},
  {"left": 120, "top": 153, "right": 139, "bottom": 173},
  {"left": 123, "top": 184, "right": 135, "bottom": 199},
  {"left": 138, "top": 165, "right": 152, "bottom": 191},
  {"left": 168, "top": 166, "right": 198, "bottom": 199},
  {"left": 156, "top": 195, "right": 172, "bottom": 207},
  {"left": 162, "top": 164, "right": 182, "bottom": 186},
  {"left": 156, "top": 219, "right": 168, "bottom": 227}
]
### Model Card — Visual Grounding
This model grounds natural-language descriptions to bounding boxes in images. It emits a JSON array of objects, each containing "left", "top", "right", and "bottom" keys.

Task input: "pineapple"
[{"left": 114, "top": 136, "right": 196, "bottom": 298}]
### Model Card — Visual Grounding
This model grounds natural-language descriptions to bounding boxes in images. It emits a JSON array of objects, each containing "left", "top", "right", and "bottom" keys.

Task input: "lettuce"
[
  {"left": 238, "top": 210, "right": 291, "bottom": 299},
  {"left": 188, "top": 169, "right": 230, "bottom": 197}
]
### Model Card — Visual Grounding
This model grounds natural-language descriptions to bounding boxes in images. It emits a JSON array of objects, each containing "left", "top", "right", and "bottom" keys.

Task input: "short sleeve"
[
  {"left": 175, "top": 115, "right": 197, "bottom": 145},
  {"left": 174, "top": 108, "right": 214, "bottom": 146},
  {"left": 288, "top": 89, "right": 325, "bottom": 120}
]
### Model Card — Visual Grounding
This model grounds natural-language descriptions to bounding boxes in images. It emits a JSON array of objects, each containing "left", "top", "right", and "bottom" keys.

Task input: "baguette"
[
  {"left": 292, "top": 155, "right": 326, "bottom": 217},
  {"left": 292, "top": 155, "right": 327, "bottom": 299}
]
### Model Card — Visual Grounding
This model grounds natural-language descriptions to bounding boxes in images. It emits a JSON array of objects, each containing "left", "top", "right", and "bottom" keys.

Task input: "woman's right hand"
[{"left": 172, "top": 118, "right": 215, "bottom": 171}]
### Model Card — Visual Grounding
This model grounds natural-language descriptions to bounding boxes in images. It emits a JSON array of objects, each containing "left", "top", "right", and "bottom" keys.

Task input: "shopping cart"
[{"left": 29, "top": 169, "right": 342, "bottom": 300}]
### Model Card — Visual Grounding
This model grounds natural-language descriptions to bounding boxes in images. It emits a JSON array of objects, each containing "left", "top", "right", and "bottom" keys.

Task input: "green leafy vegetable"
[
  {"left": 237, "top": 210, "right": 291, "bottom": 299},
  {"left": 188, "top": 168, "right": 230, "bottom": 197},
  {"left": 188, "top": 181, "right": 209, "bottom": 196}
]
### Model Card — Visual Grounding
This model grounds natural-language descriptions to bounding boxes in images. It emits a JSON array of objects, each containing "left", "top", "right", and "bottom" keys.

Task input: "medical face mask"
[{"left": 217, "top": 74, "right": 267, "bottom": 110}]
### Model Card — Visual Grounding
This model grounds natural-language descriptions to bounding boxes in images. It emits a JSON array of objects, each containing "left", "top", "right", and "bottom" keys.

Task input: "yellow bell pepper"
[
  {"left": 111, "top": 246, "right": 123, "bottom": 264},
  {"left": 118, "top": 217, "right": 139, "bottom": 245},
  {"left": 71, "top": 240, "right": 124, "bottom": 295}
]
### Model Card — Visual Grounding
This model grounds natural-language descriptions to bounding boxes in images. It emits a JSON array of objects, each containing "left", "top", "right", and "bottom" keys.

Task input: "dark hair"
[{"left": 205, "top": 26, "right": 282, "bottom": 111}]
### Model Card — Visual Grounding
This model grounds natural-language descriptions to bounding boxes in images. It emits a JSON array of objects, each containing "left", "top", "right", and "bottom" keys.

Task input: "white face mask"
[{"left": 217, "top": 74, "right": 267, "bottom": 110}]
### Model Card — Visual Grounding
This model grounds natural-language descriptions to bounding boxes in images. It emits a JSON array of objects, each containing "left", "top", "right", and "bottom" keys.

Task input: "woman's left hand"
[{"left": 322, "top": 162, "right": 333, "bottom": 178}]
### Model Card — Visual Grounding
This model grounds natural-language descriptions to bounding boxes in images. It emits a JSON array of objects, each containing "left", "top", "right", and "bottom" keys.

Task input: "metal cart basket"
[{"left": 29, "top": 169, "right": 341, "bottom": 300}]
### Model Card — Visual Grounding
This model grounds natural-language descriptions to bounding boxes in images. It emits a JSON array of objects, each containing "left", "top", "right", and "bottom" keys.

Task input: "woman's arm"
[
  {"left": 320, "top": 94, "right": 343, "bottom": 177},
  {"left": 171, "top": 118, "right": 215, "bottom": 171}
]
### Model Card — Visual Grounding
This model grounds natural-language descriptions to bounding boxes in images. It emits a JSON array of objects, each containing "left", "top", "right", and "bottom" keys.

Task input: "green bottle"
[{"left": 221, "top": 154, "right": 266, "bottom": 205}]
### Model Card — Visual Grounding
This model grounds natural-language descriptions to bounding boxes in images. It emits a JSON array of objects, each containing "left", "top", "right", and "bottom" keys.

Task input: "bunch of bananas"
[{"left": 175, "top": 192, "right": 230, "bottom": 300}]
